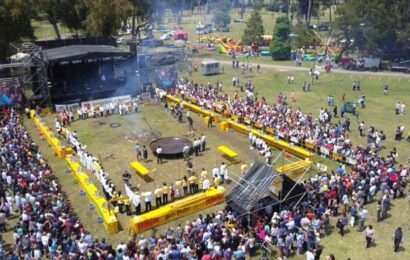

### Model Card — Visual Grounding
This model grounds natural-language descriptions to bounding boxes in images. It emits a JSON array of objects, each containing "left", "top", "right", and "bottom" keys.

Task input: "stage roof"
[{"left": 44, "top": 45, "right": 131, "bottom": 63}]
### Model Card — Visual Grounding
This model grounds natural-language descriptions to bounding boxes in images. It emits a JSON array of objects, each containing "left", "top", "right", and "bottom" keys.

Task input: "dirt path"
[{"left": 212, "top": 59, "right": 410, "bottom": 78}]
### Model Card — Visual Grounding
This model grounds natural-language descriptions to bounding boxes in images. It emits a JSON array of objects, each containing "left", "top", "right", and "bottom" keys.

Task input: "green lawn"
[
  {"left": 32, "top": 19, "right": 72, "bottom": 40},
  {"left": 186, "top": 65, "right": 410, "bottom": 163},
  {"left": 22, "top": 104, "right": 300, "bottom": 245},
  {"left": 25, "top": 7, "right": 410, "bottom": 260},
  {"left": 185, "top": 56, "right": 410, "bottom": 260}
]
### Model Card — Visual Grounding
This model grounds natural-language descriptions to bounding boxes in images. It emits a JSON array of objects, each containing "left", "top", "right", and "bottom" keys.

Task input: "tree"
[
  {"left": 242, "top": 9, "right": 264, "bottom": 45},
  {"left": 35, "top": 0, "right": 87, "bottom": 38},
  {"left": 296, "top": 0, "right": 319, "bottom": 26},
  {"left": 35, "top": 0, "right": 62, "bottom": 39},
  {"left": 293, "top": 23, "right": 321, "bottom": 48},
  {"left": 212, "top": 0, "right": 231, "bottom": 30},
  {"left": 58, "top": 0, "right": 88, "bottom": 32},
  {"left": 129, "top": 0, "right": 152, "bottom": 37},
  {"left": 270, "top": 16, "right": 291, "bottom": 60},
  {"left": 335, "top": 0, "right": 410, "bottom": 59},
  {"left": 0, "top": 0, "right": 34, "bottom": 61},
  {"left": 83, "top": 0, "right": 132, "bottom": 37}
]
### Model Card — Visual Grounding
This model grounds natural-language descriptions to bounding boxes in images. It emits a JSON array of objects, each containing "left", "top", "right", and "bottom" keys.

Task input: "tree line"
[{"left": 1, "top": 0, "right": 409, "bottom": 61}]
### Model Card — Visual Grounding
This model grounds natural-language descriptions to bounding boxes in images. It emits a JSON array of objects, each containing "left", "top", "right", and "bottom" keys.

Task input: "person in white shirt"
[
  {"left": 400, "top": 103, "right": 406, "bottom": 114},
  {"left": 219, "top": 162, "right": 227, "bottom": 183},
  {"left": 305, "top": 248, "right": 315, "bottom": 260},
  {"left": 212, "top": 167, "right": 219, "bottom": 179},
  {"left": 182, "top": 144, "right": 190, "bottom": 160},
  {"left": 202, "top": 179, "right": 210, "bottom": 191},
  {"left": 200, "top": 134, "right": 207, "bottom": 152},
  {"left": 143, "top": 191, "right": 152, "bottom": 211},
  {"left": 156, "top": 146, "right": 163, "bottom": 164}
]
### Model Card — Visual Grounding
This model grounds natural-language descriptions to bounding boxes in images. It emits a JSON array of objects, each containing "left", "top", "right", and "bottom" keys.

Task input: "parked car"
[{"left": 391, "top": 60, "right": 410, "bottom": 73}]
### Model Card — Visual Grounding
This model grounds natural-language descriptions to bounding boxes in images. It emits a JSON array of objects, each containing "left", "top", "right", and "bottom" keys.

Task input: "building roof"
[
  {"left": 43, "top": 45, "right": 131, "bottom": 63},
  {"left": 201, "top": 59, "right": 219, "bottom": 65}
]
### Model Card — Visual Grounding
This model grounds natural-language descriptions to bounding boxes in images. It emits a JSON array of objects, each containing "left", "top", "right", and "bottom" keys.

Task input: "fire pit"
[{"left": 150, "top": 137, "right": 193, "bottom": 159}]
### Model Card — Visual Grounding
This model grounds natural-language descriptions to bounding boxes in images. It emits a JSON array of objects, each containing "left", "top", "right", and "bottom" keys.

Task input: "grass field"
[
  {"left": 22, "top": 103, "right": 303, "bottom": 246},
  {"left": 182, "top": 64, "right": 410, "bottom": 259},
  {"left": 186, "top": 65, "right": 410, "bottom": 164},
  {"left": 25, "top": 7, "right": 410, "bottom": 260},
  {"left": 32, "top": 19, "right": 72, "bottom": 40},
  {"left": 22, "top": 91, "right": 410, "bottom": 259}
]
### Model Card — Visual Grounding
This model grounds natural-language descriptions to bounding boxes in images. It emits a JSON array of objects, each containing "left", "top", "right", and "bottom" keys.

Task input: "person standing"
[
  {"left": 359, "top": 121, "right": 365, "bottom": 137},
  {"left": 154, "top": 187, "right": 162, "bottom": 208},
  {"left": 200, "top": 168, "right": 208, "bottom": 180},
  {"left": 207, "top": 115, "right": 213, "bottom": 128},
  {"left": 143, "top": 191, "right": 152, "bottom": 212},
  {"left": 306, "top": 248, "right": 315, "bottom": 260},
  {"left": 393, "top": 227, "right": 403, "bottom": 252},
  {"left": 200, "top": 134, "right": 207, "bottom": 152},
  {"left": 136, "top": 143, "right": 142, "bottom": 160},
  {"left": 174, "top": 179, "right": 182, "bottom": 199},
  {"left": 142, "top": 145, "right": 148, "bottom": 162},
  {"left": 337, "top": 214, "right": 348, "bottom": 236},
  {"left": 188, "top": 175, "right": 198, "bottom": 194},
  {"left": 365, "top": 225, "right": 375, "bottom": 248},
  {"left": 133, "top": 192, "right": 141, "bottom": 215},
  {"left": 182, "top": 144, "right": 190, "bottom": 160},
  {"left": 162, "top": 183, "right": 169, "bottom": 204},
  {"left": 384, "top": 84, "right": 389, "bottom": 95},
  {"left": 186, "top": 160, "right": 193, "bottom": 176},
  {"left": 182, "top": 176, "right": 188, "bottom": 196},
  {"left": 358, "top": 207, "right": 368, "bottom": 231},
  {"left": 156, "top": 146, "right": 163, "bottom": 164},
  {"left": 193, "top": 138, "right": 200, "bottom": 156},
  {"left": 219, "top": 162, "right": 227, "bottom": 184}
]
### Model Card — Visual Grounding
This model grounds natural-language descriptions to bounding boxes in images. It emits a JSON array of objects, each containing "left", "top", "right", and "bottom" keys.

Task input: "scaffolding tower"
[{"left": 9, "top": 42, "right": 49, "bottom": 106}]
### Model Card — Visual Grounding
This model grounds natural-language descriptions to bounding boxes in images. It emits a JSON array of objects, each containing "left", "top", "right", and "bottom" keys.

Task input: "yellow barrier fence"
[
  {"left": 165, "top": 95, "right": 313, "bottom": 160},
  {"left": 129, "top": 186, "right": 225, "bottom": 235},
  {"left": 66, "top": 157, "right": 119, "bottom": 233},
  {"left": 276, "top": 159, "right": 313, "bottom": 176},
  {"left": 30, "top": 110, "right": 119, "bottom": 233}
]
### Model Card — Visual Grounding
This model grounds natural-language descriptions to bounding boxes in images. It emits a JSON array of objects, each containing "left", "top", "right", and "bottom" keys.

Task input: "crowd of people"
[
  {"left": 56, "top": 98, "right": 139, "bottom": 127},
  {"left": 173, "top": 78, "right": 404, "bottom": 167},
  {"left": 167, "top": 78, "right": 410, "bottom": 256},
  {"left": 1, "top": 74, "right": 409, "bottom": 259}
]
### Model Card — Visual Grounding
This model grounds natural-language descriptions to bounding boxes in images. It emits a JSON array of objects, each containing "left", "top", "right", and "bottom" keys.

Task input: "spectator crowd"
[{"left": 1, "top": 73, "right": 409, "bottom": 260}]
